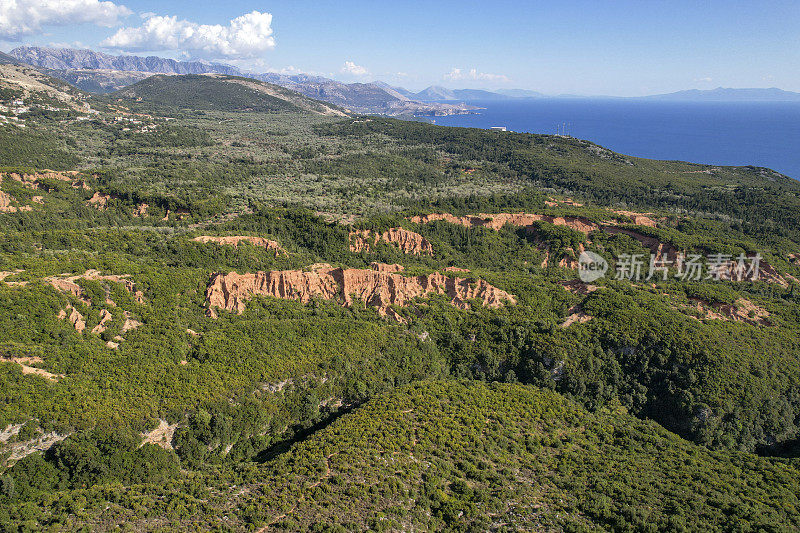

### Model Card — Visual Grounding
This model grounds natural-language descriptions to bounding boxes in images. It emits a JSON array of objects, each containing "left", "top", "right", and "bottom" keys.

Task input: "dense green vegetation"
[
  {"left": 1, "top": 68, "right": 800, "bottom": 530},
  {"left": 317, "top": 118, "right": 800, "bottom": 241},
  {"left": 237, "top": 381, "right": 800, "bottom": 532},
  {"left": 110, "top": 74, "right": 342, "bottom": 116},
  {"left": 111, "top": 74, "right": 302, "bottom": 113},
  {"left": 0, "top": 127, "right": 80, "bottom": 169}
]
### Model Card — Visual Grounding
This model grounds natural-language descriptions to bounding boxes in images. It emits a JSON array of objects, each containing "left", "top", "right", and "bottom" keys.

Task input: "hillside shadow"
[{"left": 254, "top": 404, "right": 356, "bottom": 463}]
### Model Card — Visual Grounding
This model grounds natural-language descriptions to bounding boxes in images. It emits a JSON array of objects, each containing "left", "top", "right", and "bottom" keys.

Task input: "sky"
[{"left": 1, "top": 0, "right": 799, "bottom": 96}]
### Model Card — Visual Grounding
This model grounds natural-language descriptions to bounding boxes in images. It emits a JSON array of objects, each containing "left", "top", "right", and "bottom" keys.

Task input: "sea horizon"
[{"left": 431, "top": 98, "right": 800, "bottom": 180}]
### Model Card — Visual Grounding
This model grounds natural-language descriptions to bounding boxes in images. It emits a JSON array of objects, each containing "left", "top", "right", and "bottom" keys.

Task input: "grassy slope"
[
  {"left": 111, "top": 74, "right": 344, "bottom": 115},
  {"left": 2, "top": 73, "right": 800, "bottom": 530},
  {"left": 134, "top": 381, "right": 800, "bottom": 531}
]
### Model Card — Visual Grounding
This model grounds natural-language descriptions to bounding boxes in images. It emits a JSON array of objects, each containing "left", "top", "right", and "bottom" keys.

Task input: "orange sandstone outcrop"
[
  {"left": 121, "top": 311, "right": 142, "bottom": 333},
  {"left": 0, "top": 191, "right": 16, "bottom": 212},
  {"left": 47, "top": 270, "right": 145, "bottom": 305},
  {"left": 560, "top": 280, "right": 599, "bottom": 295},
  {"left": 91, "top": 309, "right": 113, "bottom": 334},
  {"left": 611, "top": 210, "right": 661, "bottom": 228},
  {"left": 192, "top": 236, "right": 288, "bottom": 257},
  {"left": 205, "top": 266, "right": 515, "bottom": 318},
  {"left": 58, "top": 304, "right": 86, "bottom": 333},
  {"left": 411, "top": 212, "right": 792, "bottom": 285},
  {"left": 0, "top": 270, "right": 23, "bottom": 282},
  {"left": 87, "top": 192, "right": 111, "bottom": 210},
  {"left": 561, "top": 306, "right": 593, "bottom": 328},
  {"left": 2, "top": 171, "right": 87, "bottom": 192},
  {"left": 1, "top": 356, "right": 64, "bottom": 381},
  {"left": 0, "top": 191, "right": 32, "bottom": 213},
  {"left": 685, "top": 297, "right": 771, "bottom": 326},
  {"left": 409, "top": 212, "right": 600, "bottom": 234},
  {"left": 350, "top": 227, "right": 434, "bottom": 255}
]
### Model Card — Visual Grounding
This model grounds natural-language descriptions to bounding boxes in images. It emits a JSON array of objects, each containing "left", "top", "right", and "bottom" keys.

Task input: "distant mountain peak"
[
  {"left": 9, "top": 46, "right": 240, "bottom": 76},
  {"left": 646, "top": 87, "right": 800, "bottom": 102}
]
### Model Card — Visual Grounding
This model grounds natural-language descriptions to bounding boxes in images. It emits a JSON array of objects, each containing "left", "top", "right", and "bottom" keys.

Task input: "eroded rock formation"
[
  {"left": 87, "top": 192, "right": 111, "bottom": 210},
  {"left": 349, "top": 227, "right": 433, "bottom": 255},
  {"left": 0, "top": 189, "right": 32, "bottom": 213},
  {"left": 561, "top": 306, "right": 593, "bottom": 328},
  {"left": 409, "top": 212, "right": 599, "bottom": 233},
  {"left": 205, "top": 266, "right": 515, "bottom": 319},
  {"left": 91, "top": 309, "right": 113, "bottom": 334},
  {"left": 58, "top": 304, "right": 85, "bottom": 333},
  {"left": 121, "top": 311, "right": 142, "bottom": 333},
  {"left": 1, "top": 171, "right": 88, "bottom": 192},
  {"left": 1, "top": 356, "right": 64, "bottom": 381},
  {"left": 46, "top": 270, "right": 145, "bottom": 305},
  {"left": 0, "top": 270, "right": 23, "bottom": 282},
  {"left": 412, "top": 212, "right": 792, "bottom": 285},
  {"left": 686, "top": 297, "right": 772, "bottom": 326},
  {"left": 140, "top": 419, "right": 178, "bottom": 450},
  {"left": 611, "top": 210, "right": 661, "bottom": 228},
  {"left": 192, "top": 236, "right": 288, "bottom": 257}
]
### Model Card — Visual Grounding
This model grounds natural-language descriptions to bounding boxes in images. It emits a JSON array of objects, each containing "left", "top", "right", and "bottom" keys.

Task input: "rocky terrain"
[
  {"left": 349, "top": 227, "right": 434, "bottom": 255},
  {"left": 9, "top": 46, "right": 239, "bottom": 75},
  {"left": 192, "top": 236, "right": 288, "bottom": 256},
  {"left": 44, "top": 69, "right": 152, "bottom": 94},
  {"left": 205, "top": 264, "right": 516, "bottom": 318},
  {"left": 411, "top": 211, "right": 794, "bottom": 284}
]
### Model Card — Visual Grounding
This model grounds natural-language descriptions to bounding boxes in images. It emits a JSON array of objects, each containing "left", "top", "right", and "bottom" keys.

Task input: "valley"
[{"left": 1, "top": 61, "right": 800, "bottom": 531}]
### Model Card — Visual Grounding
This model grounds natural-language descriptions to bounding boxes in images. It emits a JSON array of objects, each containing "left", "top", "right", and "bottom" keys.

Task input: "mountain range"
[
  {"left": 8, "top": 46, "right": 478, "bottom": 117},
  {"left": 8, "top": 46, "right": 800, "bottom": 116},
  {"left": 643, "top": 87, "right": 800, "bottom": 102}
]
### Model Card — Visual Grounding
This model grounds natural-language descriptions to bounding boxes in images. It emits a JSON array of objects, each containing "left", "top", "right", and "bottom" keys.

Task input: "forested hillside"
[{"left": 1, "top": 68, "right": 800, "bottom": 531}]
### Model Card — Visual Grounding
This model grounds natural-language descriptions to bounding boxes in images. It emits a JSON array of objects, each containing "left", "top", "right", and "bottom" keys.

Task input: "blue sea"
[{"left": 431, "top": 99, "right": 800, "bottom": 180}]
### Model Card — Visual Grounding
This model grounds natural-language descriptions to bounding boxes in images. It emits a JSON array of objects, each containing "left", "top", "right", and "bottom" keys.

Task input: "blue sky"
[{"left": 1, "top": 0, "right": 798, "bottom": 95}]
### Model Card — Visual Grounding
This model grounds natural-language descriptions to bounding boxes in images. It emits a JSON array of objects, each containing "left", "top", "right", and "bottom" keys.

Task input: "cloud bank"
[
  {"left": 444, "top": 68, "right": 510, "bottom": 83},
  {"left": 101, "top": 10, "right": 275, "bottom": 59},
  {"left": 341, "top": 60, "right": 369, "bottom": 77},
  {"left": 0, "top": 0, "right": 131, "bottom": 40}
]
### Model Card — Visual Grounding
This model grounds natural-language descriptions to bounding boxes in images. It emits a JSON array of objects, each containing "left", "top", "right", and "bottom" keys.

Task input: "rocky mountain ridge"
[
  {"left": 9, "top": 46, "right": 239, "bottom": 75},
  {"left": 8, "top": 46, "right": 479, "bottom": 116}
]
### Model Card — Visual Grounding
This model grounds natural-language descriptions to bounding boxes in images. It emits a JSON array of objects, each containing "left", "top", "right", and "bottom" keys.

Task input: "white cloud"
[
  {"left": 341, "top": 60, "right": 369, "bottom": 77},
  {"left": 273, "top": 65, "right": 305, "bottom": 75},
  {"left": 694, "top": 76, "right": 713, "bottom": 83},
  {"left": 47, "top": 41, "right": 87, "bottom": 49},
  {"left": 101, "top": 10, "right": 275, "bottom": 59},
  {"left": 0, "top": 0, "right": 131, "bottom": 40},
  {"left": 444, "top": 67, "right": 510, "bottom": 83}
]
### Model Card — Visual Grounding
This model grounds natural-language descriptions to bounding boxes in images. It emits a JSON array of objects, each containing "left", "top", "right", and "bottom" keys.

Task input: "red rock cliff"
[
  {"left": 349, "top": 227, "right": 434, "bottom": 255},
  {"left": 206, "top": 266, "right": 515, "bottom": 318}
]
